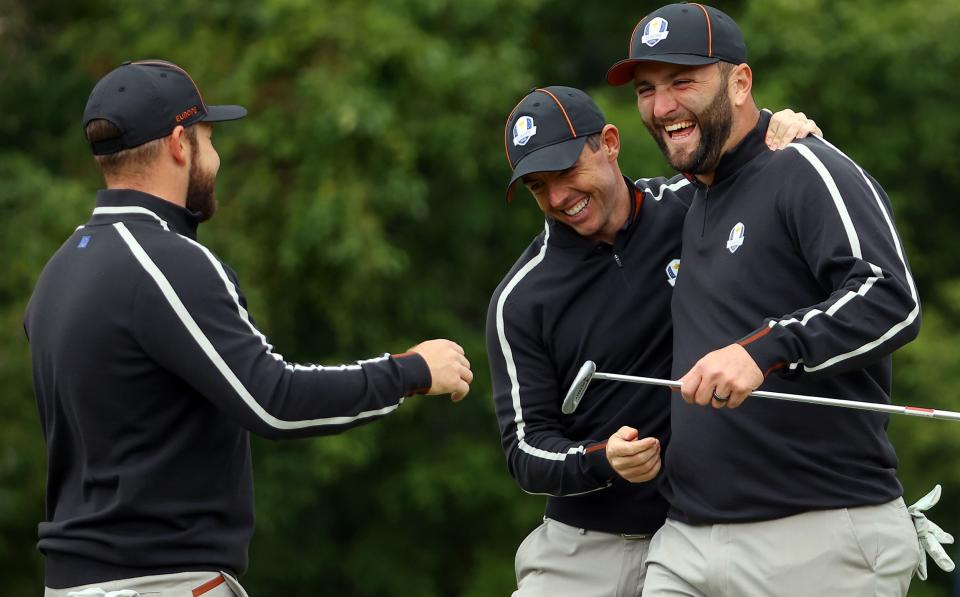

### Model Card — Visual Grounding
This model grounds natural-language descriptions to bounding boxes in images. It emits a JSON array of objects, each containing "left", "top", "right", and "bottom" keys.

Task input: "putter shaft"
[{"left": 561, "top": 362, "right": 960, "bottom": 421}]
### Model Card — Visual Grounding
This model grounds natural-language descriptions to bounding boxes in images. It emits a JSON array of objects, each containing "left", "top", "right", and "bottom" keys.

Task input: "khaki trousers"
[
  {"left": 44, "top": 571, "right": 248, "bottom": 597},
  {"left": 514, "top": 517, "right": 653, "bottom": 597},
  {"left": 642, "top": 498, "right": 921, "bottom": 597}
]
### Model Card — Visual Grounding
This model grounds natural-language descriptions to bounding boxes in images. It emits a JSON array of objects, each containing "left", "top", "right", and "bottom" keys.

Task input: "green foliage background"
[{"left": 2, "top": 0, "right": 959, "bottom": 594}]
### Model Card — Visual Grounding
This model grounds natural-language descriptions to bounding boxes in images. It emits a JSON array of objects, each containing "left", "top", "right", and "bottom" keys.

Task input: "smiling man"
[
  {"left": 606, "top": 3, "right": 951, "bottom": 595},
  {"left": 486, "top": 86, "right": 820, "bottom": 597}
]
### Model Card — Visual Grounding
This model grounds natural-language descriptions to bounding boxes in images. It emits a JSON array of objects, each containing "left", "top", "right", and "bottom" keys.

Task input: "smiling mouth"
[
  {"left": 564, "top": 197, "right": 589, "bottom": 216},
  {"left": 664, "top": 120, "right": 697, "bottom": 140}
]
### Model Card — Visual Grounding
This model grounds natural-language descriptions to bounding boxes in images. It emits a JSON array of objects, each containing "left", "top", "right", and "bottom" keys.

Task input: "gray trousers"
[
  {"left": 514, "top": 517, "right": 653, "bottom": 597},
  {"left": 44, "top": 571, "right": 248, "bottom": 597},
  {"left": 642, "top": 498, "right": 921, "bottom": 597}
]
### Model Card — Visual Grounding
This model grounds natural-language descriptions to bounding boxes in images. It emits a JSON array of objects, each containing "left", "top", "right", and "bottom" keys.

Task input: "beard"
[
  {"left": 186, "top": 141, "right": 218, "bottom": 222},
  {"left": 645, "top": 82, "right": 734, "bottom": 175}
]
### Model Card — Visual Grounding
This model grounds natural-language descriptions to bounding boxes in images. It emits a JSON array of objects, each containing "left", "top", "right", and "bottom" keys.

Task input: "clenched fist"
[
  {"left": 680, "top": 343, "right": 763, "bottom": 409},
  {"left": 408, "top": 339, "right": 473, "bottom": 402},
  {"left": 606, "top": 426, "right": 661, "bottom": 483}
]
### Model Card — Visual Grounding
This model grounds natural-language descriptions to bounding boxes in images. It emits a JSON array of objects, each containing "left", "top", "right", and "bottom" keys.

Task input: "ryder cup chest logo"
[
  {"left": 726, "top": 222, "right": 746, "bottom": 253},
  {"left": 513, "top": 116, "right": 538, "bottom": 147},
  {"left": 665, "top": 258, "right": 680, "bottom": 287},
  {"left": 641, "top": 17, "right": 670, "bottom": 47}
]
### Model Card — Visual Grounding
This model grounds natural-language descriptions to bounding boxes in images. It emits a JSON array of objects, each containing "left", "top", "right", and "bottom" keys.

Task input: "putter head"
[{"left": 561, "top": 360, "right": 597, "bottom": 414}]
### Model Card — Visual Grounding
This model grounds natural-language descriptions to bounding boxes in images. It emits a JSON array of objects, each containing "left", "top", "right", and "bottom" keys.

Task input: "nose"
[
  {"left": 652, "top": 88, "right": 679, "bottom": 120},
  {"left": 548, "top": 183, "right": 569, "bottom": 208}
]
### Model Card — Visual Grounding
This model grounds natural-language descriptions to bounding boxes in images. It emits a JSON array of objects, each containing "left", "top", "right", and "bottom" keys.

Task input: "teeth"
[
  {"left": 564, "top": 197, "right": 588, "bottom": 216},
  {"left": 665, "top": 121, "right": 695, "bottom": 132}
]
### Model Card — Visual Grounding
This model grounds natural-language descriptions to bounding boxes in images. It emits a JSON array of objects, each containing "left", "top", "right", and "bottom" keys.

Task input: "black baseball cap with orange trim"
[
  {"left": 606, "top": 3, "right": 747, "bottom": 87},
  {"left": 504, "top": 86, "right": 605, "bottom": 202},
  {"left": 82, "top": 59, "right": 247, "bottom": 155}
]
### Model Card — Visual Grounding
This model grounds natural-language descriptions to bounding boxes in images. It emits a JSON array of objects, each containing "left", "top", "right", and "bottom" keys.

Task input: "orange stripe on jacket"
[{"left": 738, "top": 326, "right": 771, "bottom": 346}]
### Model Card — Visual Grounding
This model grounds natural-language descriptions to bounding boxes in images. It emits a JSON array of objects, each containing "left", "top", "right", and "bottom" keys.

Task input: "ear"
[
  {"left": 601, "top": 124, "right": 621, "bottom": 162},
  {"left": 165, "top": 125, "right": 190, "bottom": 166},
  {"left": 729, "top": 63, "right": 753, "bottom": 107}
]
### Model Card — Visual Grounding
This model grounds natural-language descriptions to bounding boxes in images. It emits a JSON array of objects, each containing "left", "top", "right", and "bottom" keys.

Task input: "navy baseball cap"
[
  {"left": 504, "top": 86, "right": 606, "bottom": 202},
  {"left": 82, "top": 59, "right": 247, "bottom": 155},
  {"left": 607, "top": 3, "right": 747, "bottom": 86}
]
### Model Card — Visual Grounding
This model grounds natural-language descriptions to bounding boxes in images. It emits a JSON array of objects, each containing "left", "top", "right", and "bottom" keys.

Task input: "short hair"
[
  {"left": 718, "top": 61, "right": 736, "bottom": 81},
  {"left": 585, "top": 133, "right": 602, "bottom": 152},
  {"left": 84, "top": 120, "right": 196, "bottom": 178}
]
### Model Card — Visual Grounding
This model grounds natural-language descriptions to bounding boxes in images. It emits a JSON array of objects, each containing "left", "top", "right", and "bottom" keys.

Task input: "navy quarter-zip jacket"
[
  {"left": 24, "top": 189, "right": 432, "bottom": 588},
  {"left": 486, "top": 175, "right": 692, "bottom": 534},
  {"left": 666, "top": 110, "right": 920, "bottom": 524}
]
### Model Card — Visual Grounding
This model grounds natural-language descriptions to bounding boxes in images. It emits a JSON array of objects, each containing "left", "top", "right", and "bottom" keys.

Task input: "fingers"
[
  {"left": 607, "top": 434, "right": 656, "bottom": 458},
  {"left": 727, "top": 385, "right": 751, "bottom": 409},
  {"left": 766, "top": 109, "right": 821, "bottom": 150},
  {"left": 613, "top": 425, "right": 639, "bottom": 442},
  {"left": 682, "top": 344, "right": 764, "bottom": 409},
  {"left": 694, "top": 375, "right": 715, "bottom": 407},
  {"left": 410, "top": 339, "right": 473, "bottom": 400},
  {"left": 711, "top": 381, "right": 731, "bottom": 409},
  {"left": 617, "top": 454, "right": 662, "bottom": 483},
  {"left": 765, "top": 108, "right": 791, "bottom": 149},
  {"left": 451, "top": 364, "right": 473, "bottom": 402},
  {"left": 450, "top": 377, "right": 470, "bottom": 402},
  {"left": 679, "top": 369, "right": 701, "bottom": 404},
  {"left": 608, "top": 439, "right": 662, "bottom": 483}
]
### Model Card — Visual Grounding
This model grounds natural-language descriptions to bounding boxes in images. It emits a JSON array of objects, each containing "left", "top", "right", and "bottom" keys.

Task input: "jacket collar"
[
  {"left": 704, "top": 109, "right": 770, "bottom": 186},
  {"left": 90, "top": 189, "right": 201, "bottom": 239}
]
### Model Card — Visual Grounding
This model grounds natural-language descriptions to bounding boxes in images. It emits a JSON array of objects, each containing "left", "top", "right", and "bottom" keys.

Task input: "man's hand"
[
  {"left": 606, "top": 426, "right": 661, "bottom": 483},
  {"left": 408, "top": 339, "right": 473, "bottom": 402},
  {"left": 766, "top": 108, "right": 823, "bottom": 150},
  {"left": 680, "top": 344, "right": 763, "bottom": 409}
]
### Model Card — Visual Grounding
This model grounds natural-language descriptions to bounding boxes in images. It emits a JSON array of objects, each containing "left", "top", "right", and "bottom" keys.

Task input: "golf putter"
[{"left": 561, "top": 360, "right": 960, "bottom": 421}]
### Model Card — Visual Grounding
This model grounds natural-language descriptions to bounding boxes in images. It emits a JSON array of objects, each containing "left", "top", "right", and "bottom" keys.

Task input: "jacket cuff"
[
  {"left": 585, "top": 441, "right": 616, "bottom": 485},
  {"left": 392, "top": 351, "right": 432, "bottom": 396},
  {"left": 738, "top": 324, "right": 790, "bottom": 378}
]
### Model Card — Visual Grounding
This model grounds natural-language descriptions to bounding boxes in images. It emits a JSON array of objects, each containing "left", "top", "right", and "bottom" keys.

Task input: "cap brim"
[
  {"left": 505, "top": 137, "right": 589, "bottom": 202},
  {"left": 203, "top": 104, "right": 248, "bottom": 122},
  {"left": 606, "top": 55, "right": 720, "bottom": 86}
]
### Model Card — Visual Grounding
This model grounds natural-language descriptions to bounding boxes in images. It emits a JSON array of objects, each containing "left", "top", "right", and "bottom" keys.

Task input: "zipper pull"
[{"left": 613, "top": 254, "right": 623, "bottom": 268}]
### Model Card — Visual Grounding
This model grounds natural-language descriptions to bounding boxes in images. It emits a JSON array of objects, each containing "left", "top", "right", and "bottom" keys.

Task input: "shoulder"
[
  {"left": 131, "top": 230, "right": 237, "bottom": 299},
  {"left": 766, "top": 136, "right": 863, "bottom": 181}
]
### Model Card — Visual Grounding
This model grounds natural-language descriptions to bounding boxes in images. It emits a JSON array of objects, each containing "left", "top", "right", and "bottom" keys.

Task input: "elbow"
[
  {"left": 904, "top": 304, "right": 921, "bottom": 344},
  {"left": 506, "top": 451, "right": 545, "bottom": 495},
  {"left": 899, "top": 285, "right": 922, "bottom": 344}
]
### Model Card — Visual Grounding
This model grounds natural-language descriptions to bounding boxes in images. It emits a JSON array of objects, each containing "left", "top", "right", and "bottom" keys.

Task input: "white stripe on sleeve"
[
  {"left": 114, "top": 222, "right": 401, "bottom": 429},
  {"left": 495, "top": 223, "right": 589, "bottom": 465},
  {"left": 782, "top": 142, "right": 919, "bottom": 373}
]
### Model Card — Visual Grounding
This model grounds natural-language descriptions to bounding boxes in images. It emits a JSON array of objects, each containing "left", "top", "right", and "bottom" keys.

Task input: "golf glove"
[{"left": 908, "top": 484, "right": 955, "bottom": 580}]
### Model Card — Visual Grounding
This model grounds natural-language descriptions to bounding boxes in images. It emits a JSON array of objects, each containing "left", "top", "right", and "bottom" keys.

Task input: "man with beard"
[
  {"left": 487, "top": 86, "right": 820, "bottom": 597},
  {"left": 605, "top": 4, "right": 952, "bottom": 595},
  {"left": 24, "top": 60, "right": 473, "bottom": 596}
]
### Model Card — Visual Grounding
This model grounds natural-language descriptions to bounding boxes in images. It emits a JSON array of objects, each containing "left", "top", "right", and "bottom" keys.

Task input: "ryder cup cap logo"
[
  {"left": 665, "top": 258, "right": 680, "bottom": 287},
  {"left": 726, "top": 222, "right": 746, "bottom": 253},
  {"left": 513, "top": 116, "right": 538, "bottom": 147},
  {"left": 641, "top": 17, "right": 670, "bottom": 47}
]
